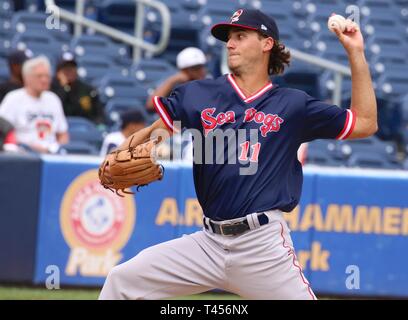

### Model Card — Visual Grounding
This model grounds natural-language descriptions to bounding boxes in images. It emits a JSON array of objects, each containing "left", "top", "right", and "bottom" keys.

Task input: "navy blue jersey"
[{"left": 153, "top": 74, "right": 355, "bottom": 220}]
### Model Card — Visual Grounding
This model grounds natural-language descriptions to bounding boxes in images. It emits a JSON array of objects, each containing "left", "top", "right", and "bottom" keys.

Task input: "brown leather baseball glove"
[{"left": 99, "top": 135, "right": 164, "bottom": 196}]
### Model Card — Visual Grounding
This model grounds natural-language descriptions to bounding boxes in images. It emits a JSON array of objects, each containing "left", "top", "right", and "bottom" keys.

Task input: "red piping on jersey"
[
  {"left": 336, "top": 109, "right": 356, "bottom": 140},
  {"left": 227, "top": 74, "right": 273, "bottom": 103},
  {"left": 152, "top": 96, "right": 180, "bottom": 133},
  {"left": 343, "top": 110, "right": 356, "bottom": 140},
  {"left": 279, "top": 222, "right": 317, "bottom": 300}
]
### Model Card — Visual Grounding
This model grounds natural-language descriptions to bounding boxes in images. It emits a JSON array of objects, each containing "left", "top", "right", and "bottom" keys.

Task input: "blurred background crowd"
[{"left": 0, "top": 0, "right": 407, "bottom": 170}]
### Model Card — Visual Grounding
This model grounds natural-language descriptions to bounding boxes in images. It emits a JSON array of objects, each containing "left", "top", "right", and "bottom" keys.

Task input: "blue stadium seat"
[
  {"left": 306, "top": 139, "right": 340, "bottom": 158},
  {"left": 304, "top": 2, "right": 345, "bottom": 35},
  {"left": 104, "top": 97, "right": 146, "bottom": 125},
  {"left": 347, "top": 151, "right": 401, "bottom": 169},
  {"left": 338, "top": 136, "right": 399, "bottom": 164},
  {"left": 318, "top": 70, "right": 352, "bottom": 101},
  {"left": 376, "top": 67, "right": 408, "bottom": 97},
  {"left": 278, "top": 25, "right": 304, "bottom": 50},
  {"left": 70, "top": 34, "right": 129, "bottom": 64},
  {"left": 366, "top": 33, "right": 408, "bottom": 60},
  {"left": 255, "top": 3, "right": 296, "bottom": 31},
  {"left": 397, "top": 3, "right": 408, "bottom": 25},
  {"left": 0, "top": 38, "right": 10, "bottom": 60},
  {"left": 404, "top": 158, "right": 408, "bottom": 170},
  {"left": 0, "top": 0, "right": 13, "bottom": 13},
  {"left": 11, "top": 11, "right": 49, "bottom": 32},
  {"left": 144, "top": 0, "right": 194, "bottom": 29},
  {"left": 143, "top": 1, "right": 201, "bottom": 65},
  {"left": 370, "top": 46, "right": 407, "bottom": 71},
  {"left": 370, "top": 54, "right": 407, "bottom": 79},
  {"left": 49, "top": 29, "right": 71, "bottom": 52},
  {"left": 98, "top": 74, "right": 148, "bottom": 104},
  {"left": 67, "top": 116, "right": 104, "bottom": 149},
  {"left": 181, "top": 0, "right": 203, "bottom": 12},
  {"left": 362, "top": 21, "right": 404, "bottom": 39},
  {"left": 305, "top": 149, "right": 344, "bottom": 167},
  {"left": 285, "top": 58, "right": 321, "bottom": 74},
  {"left": 294, "top": 0, "right": 345, "bottom": 37},
  {"left": 131, "top": 58, "right": 177, "bottom": 88},
  {"left": 24, "top": 0, "right": 42, "bottom": 11},
  {"left": 290, "top": 0, "right": 308, "bottom": 18},
  {"left": 0, "top": 10, "right": 12, "bottom": 29},
  {"left": 156, "top": 27, "right": 200, "bottom": 66},
  {"left": 76, "top": 55, "right": 120, "bottom": 84},
  {"left": 312, "top": 32, "right": 349, "bottom": 63},
  {"left": 0, "top": 10, "right": 13, "bottom": 32},
  {"left": 11, "top": 31, "right": 62, "bottom": 61},
  {"left": 279, "top": 69, "right": 322, "bottom": 98},
  {"left": 196, "top": 1, "right": 237, "bottom": 29},
  {"left": 59, "top": 141, "right": 100, "bottom": 155},
  {"left": 96, "top": 0, "right": 137, "bottom": 33},
  {"left": 361, "top": 10, "right": 404, "bottom": 50},
  {"left": 198, "top": 26, "right": 222, "bottom": 56},
  {"left": 359, "top": 0, "right": 395, "bottom": 13},
  {"left": 0, "top": 22, "right": 12, "bottom": 57}
]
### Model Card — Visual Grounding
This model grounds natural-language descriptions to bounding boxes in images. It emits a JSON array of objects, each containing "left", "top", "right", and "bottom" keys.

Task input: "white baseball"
[{"left": 327, "top": 14, "right": 346, "bottom": 33}]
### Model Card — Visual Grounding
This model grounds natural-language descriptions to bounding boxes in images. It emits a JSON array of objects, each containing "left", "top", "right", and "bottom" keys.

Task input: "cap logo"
[
  {"left": 230, "top": 9, "right": 243, "bottom": 23},
  {"left": 261, "top": 24, "right": 268, "bottom": 31}
]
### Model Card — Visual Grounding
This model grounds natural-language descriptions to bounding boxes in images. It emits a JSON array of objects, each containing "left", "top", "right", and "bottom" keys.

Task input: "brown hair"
[{"left": 259, "top": 33, "right": 291, "bottom": 75}]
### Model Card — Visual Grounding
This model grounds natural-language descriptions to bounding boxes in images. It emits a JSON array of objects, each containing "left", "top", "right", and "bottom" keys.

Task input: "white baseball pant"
[{"left": 99, "top": 210, "right": 316, "bottom": 300}]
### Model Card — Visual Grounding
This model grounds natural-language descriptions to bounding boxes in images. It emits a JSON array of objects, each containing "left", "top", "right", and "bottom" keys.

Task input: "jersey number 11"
[{"left": 239, "top": 142, "right": 261, "bottom": 163}]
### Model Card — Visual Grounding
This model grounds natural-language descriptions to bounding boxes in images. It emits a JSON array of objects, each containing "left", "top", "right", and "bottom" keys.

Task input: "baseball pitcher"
[{"left": 98, "top": 9, "right": 377, "bottom": 300}]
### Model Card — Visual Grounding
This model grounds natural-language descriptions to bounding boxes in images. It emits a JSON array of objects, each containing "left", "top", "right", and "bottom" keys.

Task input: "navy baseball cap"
[
  {"left": 211, "top": 9, "right": 280, "bottom": 42},
  {"left": 121, "top": 110, "right": 146, "bottom": 128},
  {"left": 7, "top": 49, "right": 32, "bottom": 65},
  {"left": 56, "top": 51, "right": 78, "bottom": 71}
]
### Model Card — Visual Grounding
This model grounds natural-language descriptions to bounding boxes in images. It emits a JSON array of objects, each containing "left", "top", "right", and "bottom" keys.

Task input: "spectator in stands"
[
  {"left": 51, "top": 52, "right": 105, "bottom": 125},
  {"left": 100, "top": 109, "right": 146, "bottom": 156},
  {"left": 145, "top": 47, "right": 208, "bottom": 112},
  {"left": 0, "top": 56, "right": 69, "bottom": 154},
  {"left": 0, "top": 49, "right": 32, "bottom": 103},
  {"left": 0, "top": 116, "right": 18, "bottom": 152}
]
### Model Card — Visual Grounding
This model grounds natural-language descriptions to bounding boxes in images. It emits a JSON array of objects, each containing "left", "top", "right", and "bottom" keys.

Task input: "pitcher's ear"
[{"left": 263, "top": 37, "right": 274, "bottom": 52}]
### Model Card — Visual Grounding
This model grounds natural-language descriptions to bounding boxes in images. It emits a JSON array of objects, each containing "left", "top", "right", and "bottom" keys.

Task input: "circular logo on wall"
[{"left": 60, "top": 170, "right": 135, "bottom": 253}]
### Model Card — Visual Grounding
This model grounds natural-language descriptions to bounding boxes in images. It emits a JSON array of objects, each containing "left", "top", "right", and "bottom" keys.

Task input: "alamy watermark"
[
  {"left": 151, "top": 122, "right": 263, "bottom": 176},
  {"left": 345, "top": 5, "right": 360, "bottom": 26},
  {"left": 345, "top": 265, "right": 360, "bottom": 290},
  {"left": 45, "top": 265, "right": 60, "bottom": 290},
  {"left": 45, "top": 5, "right": 61, "bottom": 30}
]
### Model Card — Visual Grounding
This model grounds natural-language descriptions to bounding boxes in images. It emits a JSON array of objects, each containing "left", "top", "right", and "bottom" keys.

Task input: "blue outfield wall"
[
  {"left": 306, "top": 169, "right": 408, "bottom": 297},
  {"left": 1, "top": 154, "right": 408, "bottom": 297},
  {"left": 0, "top": 153, "right": 42, "bottom": 283}
]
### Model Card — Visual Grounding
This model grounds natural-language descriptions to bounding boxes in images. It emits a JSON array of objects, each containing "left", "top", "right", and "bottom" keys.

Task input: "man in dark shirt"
[
  {"left": 50, "top": 52, "right": 105, "bottom": 125},
  {"left": 0, "top": 49, "right": 31, "bottom": 103}
]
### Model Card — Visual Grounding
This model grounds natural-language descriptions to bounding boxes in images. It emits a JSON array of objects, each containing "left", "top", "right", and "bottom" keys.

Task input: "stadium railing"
[{"left": 44, "top": 0, "right": 171, "bottom": 63}]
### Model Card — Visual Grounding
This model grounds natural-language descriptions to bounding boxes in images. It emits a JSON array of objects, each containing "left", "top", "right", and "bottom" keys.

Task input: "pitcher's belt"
[{"left": 203, "top": 212, "right": 269, "bottom": 236}]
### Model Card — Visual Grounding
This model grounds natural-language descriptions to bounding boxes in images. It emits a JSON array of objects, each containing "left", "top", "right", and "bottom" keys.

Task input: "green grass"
[{"left": 0, "top": 286, "right": 240, "bottom": 300}]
